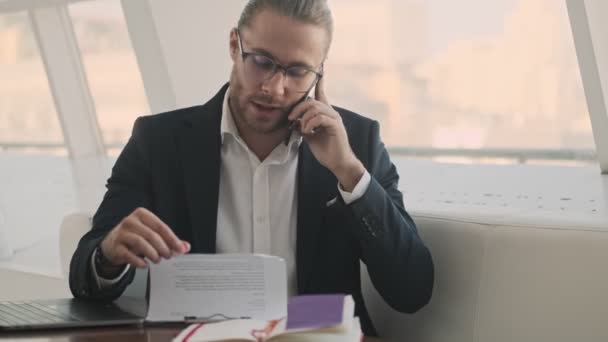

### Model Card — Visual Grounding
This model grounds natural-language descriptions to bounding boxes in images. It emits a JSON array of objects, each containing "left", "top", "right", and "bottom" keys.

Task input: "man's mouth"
[{"left": 252, "top": 101, "right": 282, "bottom": 113}]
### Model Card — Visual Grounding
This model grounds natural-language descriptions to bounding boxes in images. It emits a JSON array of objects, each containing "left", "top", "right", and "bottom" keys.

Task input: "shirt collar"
[{"left": 220, "top": 87, "right": 239, "bottom": 145}]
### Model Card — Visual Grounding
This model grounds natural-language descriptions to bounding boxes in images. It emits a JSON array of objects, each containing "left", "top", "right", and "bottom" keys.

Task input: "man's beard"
[
  {"left": 230, "top": 95, "right": 290, "bottom": 134},
  {"left": 229, "top": 75, "right": 292, "bottom": 134}
]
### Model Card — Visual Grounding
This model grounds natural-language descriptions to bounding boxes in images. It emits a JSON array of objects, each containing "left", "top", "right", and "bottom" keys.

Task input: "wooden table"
[
  {"left": 0, "top": 324, "right": 383, "bottom": 341},
  {"left": 0, "top": 298, "right": 382, "bottom": 341}
]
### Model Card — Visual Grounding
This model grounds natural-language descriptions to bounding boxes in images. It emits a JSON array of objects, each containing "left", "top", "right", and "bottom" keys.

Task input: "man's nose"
[{"left": 261, "top": 70, "right": 286, "bottom": 97}]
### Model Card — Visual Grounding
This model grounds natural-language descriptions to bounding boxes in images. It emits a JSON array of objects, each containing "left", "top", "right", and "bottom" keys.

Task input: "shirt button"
[{"left": 256, "top": 216, "right": 266, "bottom": 223}]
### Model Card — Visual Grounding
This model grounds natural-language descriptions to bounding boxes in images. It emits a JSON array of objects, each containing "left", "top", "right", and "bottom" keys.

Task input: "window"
[
  {"left": 0, "top": 11, "right": 77, "bottom": 262},
  {"left": 327, "top": 0, "right": 594, "bottom": 163},
  {"left": 69, "top": 0, "right": 149, "bottom": 155},
  {"left": 0, "top": 11, "right": 65, "bottom": 155}
]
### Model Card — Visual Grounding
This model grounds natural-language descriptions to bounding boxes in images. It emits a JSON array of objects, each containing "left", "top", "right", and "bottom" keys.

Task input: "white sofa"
[
  {"left": 363, "top": 215, "right": 608, "bottom": 342},
  {"left": 60, "top": 212, "right": 608, "bottom": 342}
]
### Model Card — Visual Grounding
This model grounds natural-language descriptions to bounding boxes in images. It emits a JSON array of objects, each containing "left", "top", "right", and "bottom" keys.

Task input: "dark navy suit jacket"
[{"left": 69, "top": 84, "right": 434, "bottom": 336}]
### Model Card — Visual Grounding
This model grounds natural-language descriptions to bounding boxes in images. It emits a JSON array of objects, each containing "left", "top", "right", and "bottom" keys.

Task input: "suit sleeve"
[
  {"left": 346, "top": 120, "right": 434, "bottom": 313},
  {"left": 69, "top": 118, "right": 151, "bottom": 301}
]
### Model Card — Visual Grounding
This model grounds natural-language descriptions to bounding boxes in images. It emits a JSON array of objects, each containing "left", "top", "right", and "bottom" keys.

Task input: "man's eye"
[
  {"left": 252, "top": 55, "right": 275, "bottom": 70},
  {"left": 287, "top": 67, "right": 309, "bottom": 78}
]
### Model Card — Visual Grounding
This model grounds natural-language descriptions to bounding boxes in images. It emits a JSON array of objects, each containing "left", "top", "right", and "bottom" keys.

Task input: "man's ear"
[{"left": 229, "top": 28, "right": 239, "bottom": 62}]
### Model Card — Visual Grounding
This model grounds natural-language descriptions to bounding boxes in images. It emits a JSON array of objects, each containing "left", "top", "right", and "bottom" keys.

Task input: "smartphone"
[{"left": 284, "top": 91, "right": 312, "bottom": 145}]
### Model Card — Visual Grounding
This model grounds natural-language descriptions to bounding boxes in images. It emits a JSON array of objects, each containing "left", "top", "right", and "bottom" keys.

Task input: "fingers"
[
  {"left": 103, "top": 207, "right": 191, "bottom": 268},
  {"left": 288, "top": 98, "right": 316, "bottom": 122},
  {"left": 298, "top": 110, "right": 320, "bottom": 134},
  {"left": 128, "top": 218, "right": 171, "bottom": 259},
  {"left": 123, "top": 232, "right": 161, "bottom": 264},
  {"left": 135, "top": 208, "right": 188, "bottom": 254},
  {"left": 287, "top": 77, "right": 333, "bottom": 124},
  {"left": 115, "top": 245, "right": 147, "bottom": 269},
  {"left": 287, "top": 94, "right": 334, "bottom": 123},
  {"left": 301, "top": 113, "right": 334, "bottom": 135},
  {"left": 296, "top": 103, "right": 341, "bottom": 135},
  {"left": 181, "top": 241, "right": 191, "bottom": 253},
  {"left": 288, "top": 101, "right": 338, "bottom": 127}
]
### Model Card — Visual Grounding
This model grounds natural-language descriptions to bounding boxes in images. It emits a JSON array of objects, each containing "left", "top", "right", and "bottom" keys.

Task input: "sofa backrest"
[{"left": 362, "top": 215, "right": 608, "bottom": 342}]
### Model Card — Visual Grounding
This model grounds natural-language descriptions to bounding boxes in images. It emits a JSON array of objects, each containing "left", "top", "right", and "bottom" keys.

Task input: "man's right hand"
[{"left": 99, "top": 207, "right": 190, "bottom": 269}]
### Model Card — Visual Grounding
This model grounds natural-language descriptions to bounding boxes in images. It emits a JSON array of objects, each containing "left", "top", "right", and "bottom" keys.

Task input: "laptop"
[{"left": 0, "top": 296, "right": 145, "bottom": 331}]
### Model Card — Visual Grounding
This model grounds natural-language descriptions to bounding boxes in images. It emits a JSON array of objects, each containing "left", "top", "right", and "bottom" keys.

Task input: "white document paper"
[{"left": 146, "top": 254, "right": 287, "bottom": 322}]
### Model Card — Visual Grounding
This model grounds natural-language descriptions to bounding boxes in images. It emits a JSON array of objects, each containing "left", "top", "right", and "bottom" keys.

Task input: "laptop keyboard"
[{"left": 0, "top": 301, "right": 79, "bottom": 326}]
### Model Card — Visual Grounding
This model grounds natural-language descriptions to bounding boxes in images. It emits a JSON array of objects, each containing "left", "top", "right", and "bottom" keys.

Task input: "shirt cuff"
[
  {"left": 338, "top": 171, "right": 371, "bottom": 205},
  {"left": 90, "top": 248, "right": 130, "bottom": 289}
]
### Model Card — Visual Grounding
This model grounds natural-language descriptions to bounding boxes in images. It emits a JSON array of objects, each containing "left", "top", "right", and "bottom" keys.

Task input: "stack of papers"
[
  {"left": 147, "top": 254, "right": 287, "bottom": 322},
  {"left": 146, "top": 254, "right": 362, "bottom": 341}
]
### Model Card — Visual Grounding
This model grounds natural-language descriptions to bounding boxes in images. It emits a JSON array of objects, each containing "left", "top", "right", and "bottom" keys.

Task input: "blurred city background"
[{"left": 0, "top": 0, "right": 594, "bottom": 157}]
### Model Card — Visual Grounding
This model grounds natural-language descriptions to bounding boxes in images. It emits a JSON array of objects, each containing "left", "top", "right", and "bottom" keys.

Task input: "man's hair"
[{"left": 237, "top": 0, "right": 334, "bottom": 49}]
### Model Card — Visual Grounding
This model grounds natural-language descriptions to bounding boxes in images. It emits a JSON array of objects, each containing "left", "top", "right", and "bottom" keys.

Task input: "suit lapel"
[
  {"left": 296, "top": 143, "right": 337, "bottom": 293},
  {"left": 177, "top": 84, "right": 228, "bottom": 253}
]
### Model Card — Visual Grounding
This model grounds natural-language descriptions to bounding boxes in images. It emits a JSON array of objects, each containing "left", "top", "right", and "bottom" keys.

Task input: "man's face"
[{"left": 228, "top": 10, "right": 328, "bottom": 134}]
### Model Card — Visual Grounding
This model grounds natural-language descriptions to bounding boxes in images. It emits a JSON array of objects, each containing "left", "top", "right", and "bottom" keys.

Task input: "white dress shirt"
[{"left": 93, "top": 88, "right": 371, "bottom": 296}]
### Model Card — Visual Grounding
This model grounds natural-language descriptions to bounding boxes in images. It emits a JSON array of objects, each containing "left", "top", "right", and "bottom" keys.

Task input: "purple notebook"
[{"left": 285, "top": 294, "right": 348, "bottom": 330}]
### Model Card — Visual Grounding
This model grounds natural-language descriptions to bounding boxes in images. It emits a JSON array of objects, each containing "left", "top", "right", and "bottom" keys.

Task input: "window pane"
[
  {"left": 69, "top": 0, "right": 149, "bottom": 155},
  {"left": 0, "top": 12, "right": 65, "bottom": 154},
  {"left": 327, "top": 0, "right": 593, "bottom": 154},
  {"left": 0, "top": 12, "right": 77, "bottom": 266}
]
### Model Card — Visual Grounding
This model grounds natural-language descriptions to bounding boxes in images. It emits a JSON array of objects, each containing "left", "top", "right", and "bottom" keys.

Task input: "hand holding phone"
[
  {"left": 284, "top": 93, "right": 311, "bottom": 145},
  {"left": 286, "top": 76, "right": 365, "bottom": 191}
]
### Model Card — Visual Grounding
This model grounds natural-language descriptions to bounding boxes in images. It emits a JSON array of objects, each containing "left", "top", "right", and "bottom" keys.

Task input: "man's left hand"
[{"left": 288, "top": 76, "right": 366, "bottom": 192}]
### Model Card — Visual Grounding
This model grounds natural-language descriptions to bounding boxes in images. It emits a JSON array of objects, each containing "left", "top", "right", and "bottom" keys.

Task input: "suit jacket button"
[{"left": 362, "top": 216, "right": 370, "bottom": 226}]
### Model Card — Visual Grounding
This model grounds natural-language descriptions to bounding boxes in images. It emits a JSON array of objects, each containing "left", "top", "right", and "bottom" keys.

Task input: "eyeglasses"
[{"left": 236, "top": 29, "right": 323, "bottom": 93}]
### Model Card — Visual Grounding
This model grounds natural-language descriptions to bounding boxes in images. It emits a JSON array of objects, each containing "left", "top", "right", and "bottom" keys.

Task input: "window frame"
[
  {"left": 1, "top": 0, "right": 607, "bottom": 174},
  {"left": 566, "top": 0, "right": 608, "bottom": 174}
]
